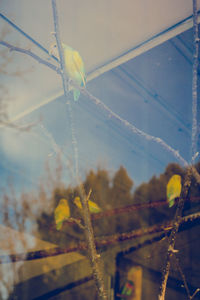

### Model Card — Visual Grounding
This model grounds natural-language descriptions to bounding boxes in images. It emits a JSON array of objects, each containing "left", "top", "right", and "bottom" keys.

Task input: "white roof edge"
[
  {"left": 87, "top": 14, "right": 197, "bottom": 82},
  {"left": 8, "top": 13, "right": 198, "bottom": 123}
]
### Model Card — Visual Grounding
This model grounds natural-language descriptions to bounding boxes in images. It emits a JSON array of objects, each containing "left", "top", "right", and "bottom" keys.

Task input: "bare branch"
[
  {"left": 191, "top": 166, "right": 200, "bottom": 184},
  {"left": 0, "top": 211, "right": 199, "bottom": 264},
  {"left": 51, "top": 0, "right": 69, "bottom": 96},
  {"left": 191, "top": 288, "right": 200, "bottom": 299},
  {"left": 51, "top": 0, "right": 79, "bottom": 178},
  {"left": 78, "top": 183, "right": 108, "bottom": 300},
  {"left": 48, "top": 196, "right": 200, "bottom": 231},
  {"left": 81, "top": 87, "right": 188, "bottom": 167},
  {"left": 67, "top": 217, "right": 85, "bottom": 230},
  {"left": 0, "top": 118, "right": 40, "bottom": 132},
  {"left": 0, "top": 41, "right": 61, "bottom": 74},
  {"left": 191, "top": 0, "right": 199, "bottom": 163},
  {"left": 158, "top": 167, "right": 193, "bottom": 300},
  {"left": 51, "top": 1, "right": 107, "bottom": 299},
  {"left": 173, "top": 254, "right": 191, "bottom": 300},
  {"left": 174, "top": 255, "right": 200, "bottom": 300}
]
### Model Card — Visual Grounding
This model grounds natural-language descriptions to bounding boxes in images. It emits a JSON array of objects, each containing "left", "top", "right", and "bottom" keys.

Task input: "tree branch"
[
  {"left": 158, "top": 167, "right": 193, "bottom": 300},
  {"left": 51, "top": 1, "right": 107, "bottom": 299},
  {"left": 0, "top": 41, "right": 61, "bottom": 74},
  {"left": 0, "top": 211, "right": 199, "bottom": 264},
  {"left": 47, "top": 196, "right": 200, "bottom": 231},
  {"left": 191, "top": 0, "right": 199, "bottom": 163},
  {"left": 0, "top": 118, "right": 40, "bottom": 132},
  {"left": 173, "top": 254, "right": 191, "bottom": 300},
  {"left": 51, "top": 1, "right": 69, "bottom": 96},
  {"left": 81, "top": 87, "right": 188, "bottom": 167},
  {"left": 191, "top": 288, "right": 200, "bottom": 300},
  {"left": 158, "top": 3, "right": 200, "bottom": 298},
  {"left": 191, "top": 166, "right": 200, "bottom": 184}
]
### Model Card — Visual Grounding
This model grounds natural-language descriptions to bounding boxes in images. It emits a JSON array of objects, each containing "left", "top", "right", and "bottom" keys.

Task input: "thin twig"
[
  {"left": 51, "top": 1, "right": 69, "bottom": 96},
  {"left": 78, "top": 184, "right": 108, "bottom": 300},
  {"left": 39, "top": 123, "right": 75, "bottom": 177},
  {"left": 158, "top": 167, "right": 193, "bottom": 300},
  {"left": 173, "top": 254, "right": 191, "bottom": 299},
  {"left": 67, "top": 217, "right": 85, "bottom": 230},
  {"left": 0, "top": 41, "right": 61, "bottom": 74},
  {"left": 95, "top": 209, "right": 200, "bottom": 247},
  {"left": 0, "top": 13, "right": 58, "bottom": 61},
  {"left": 191, "top": 0, "right": 199, "bottom": 164},
  {"left": 81, "top": 87, "right": 189, "bottom": 167},
  {"left": 191, "top": 166, "right": 200, "bottom": 184},
  {"left": 82, "top": 88, "right": 200, "bottom": 184},
  {"left": 191, "top": 288, "right": 200, "bottom": 299},
  {"left": 174, "top": 255, "right": 200, "bottom": 300},
  {"left": 80, "top": 85, "right": 200, "bottom": 185},
  {"left": 0, "top": 118, "right": 39, "bottom": 132}
]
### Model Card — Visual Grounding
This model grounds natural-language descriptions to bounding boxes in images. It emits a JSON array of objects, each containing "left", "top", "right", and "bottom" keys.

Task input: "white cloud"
[{"left": 0, "top": 127, "right": 49, "bottom": 167}]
